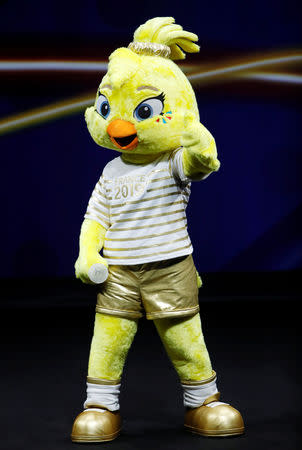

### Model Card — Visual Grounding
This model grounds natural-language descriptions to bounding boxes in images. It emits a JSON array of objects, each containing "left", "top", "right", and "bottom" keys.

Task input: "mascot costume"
[{"left": 71, "top": 17, "right": 244, "bottom": 442}]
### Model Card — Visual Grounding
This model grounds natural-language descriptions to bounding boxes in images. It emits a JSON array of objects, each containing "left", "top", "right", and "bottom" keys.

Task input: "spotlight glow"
[
  {"left": 0, "top": 51, "right": 301, "bottom": 136},
  {"left": 0, "top": 94, "right": 94, "bottom": 135}
]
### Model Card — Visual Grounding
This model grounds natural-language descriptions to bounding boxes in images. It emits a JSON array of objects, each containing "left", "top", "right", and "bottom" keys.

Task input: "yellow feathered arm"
[
  {"left": 75, "top": 218, "right": 108, "bottom": 284},
  {"left": 181, "top": 113, "right": 220, "bottom": 179}
]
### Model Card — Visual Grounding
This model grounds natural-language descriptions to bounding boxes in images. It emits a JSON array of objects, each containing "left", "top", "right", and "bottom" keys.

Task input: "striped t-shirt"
[{"left": 85, "top": 148, "right": 201, "bottom": 265}]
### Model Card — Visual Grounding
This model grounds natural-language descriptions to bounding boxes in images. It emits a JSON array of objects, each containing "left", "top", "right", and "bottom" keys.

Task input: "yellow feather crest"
[{"left": 131, "top": 17, "right": 199, "bottom": 60}]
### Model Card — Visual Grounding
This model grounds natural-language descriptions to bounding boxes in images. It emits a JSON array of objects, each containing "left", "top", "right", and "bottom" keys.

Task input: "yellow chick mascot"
[{"left": 71, "top": 17, "right": 244, "bottom": 443}]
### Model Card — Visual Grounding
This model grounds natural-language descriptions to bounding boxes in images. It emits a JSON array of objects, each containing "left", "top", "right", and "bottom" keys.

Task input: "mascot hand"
[
  {"left": 75, "top": 251, "right": 108, "bottom": 285},
  {"left": 196, "top": 270, "right": 202, "bottom": 288},
  {"left": 181, "top": 113, "right": 220, "bottom": 173}
]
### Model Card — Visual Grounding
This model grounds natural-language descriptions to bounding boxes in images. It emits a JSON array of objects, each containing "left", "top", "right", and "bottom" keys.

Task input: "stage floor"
[{"left": 1, "top": 284, "right": 300, "bottom": 450}]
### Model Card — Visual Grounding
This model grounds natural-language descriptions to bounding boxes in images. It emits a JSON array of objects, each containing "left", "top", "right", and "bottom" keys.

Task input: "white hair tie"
[{"left": 128, "top": 41, "right": 171, "bottom": 58}]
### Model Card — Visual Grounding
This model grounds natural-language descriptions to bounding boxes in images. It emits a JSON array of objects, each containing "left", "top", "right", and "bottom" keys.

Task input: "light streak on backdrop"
[
  {"left": 0, "top": 51, "right": 301, "bottom": 136},
  {"left": 1, "top": 52, "right": 301, "bottom": 77},
  {"left": 239, "top": 72, "right": 302, "bottom": 84},
  {"left": 0, "top": 61, "right": 199, "bottom": 75},
  {"left": 0, "top": 94, "right": 94, "bottom": 135},
  {"left": 0, "top": 61, "right": 109, "bottom": 72},
  {"left": 187, "top": 53, "right": 302, "bottom": 85}
]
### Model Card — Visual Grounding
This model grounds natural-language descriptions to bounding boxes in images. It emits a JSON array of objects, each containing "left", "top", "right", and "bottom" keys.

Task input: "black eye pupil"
[
  {"left": 101, "top": 103, "right": 109, "bottom": 116},
  {"left": 138, "top": 105, "right": 151, "bottom": 119}
]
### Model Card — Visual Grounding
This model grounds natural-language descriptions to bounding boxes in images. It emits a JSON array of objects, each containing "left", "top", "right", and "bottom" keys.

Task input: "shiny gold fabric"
[
  {"left": 181, "top": 370, "right": 216, "bottom": 386},
  {"left": 87, "top": 376, "right": 121, "bottom": 385},
  {"left": 96, "top": 255, "right": 199, "bottom": 320},
  {"left": 184, "top": 394, "right": 245, "bottom": 437},
  {"left": 71, "top": 409, "right": 121, "bottom": 443}
]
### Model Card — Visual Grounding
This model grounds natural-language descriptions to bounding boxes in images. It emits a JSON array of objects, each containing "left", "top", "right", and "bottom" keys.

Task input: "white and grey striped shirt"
[{"left": 85, "top": 148, "right": 195, "bottom": 265}]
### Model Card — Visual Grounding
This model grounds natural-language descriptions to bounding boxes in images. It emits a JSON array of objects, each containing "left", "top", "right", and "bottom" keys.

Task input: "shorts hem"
[
  {"left": 96, "top": 305, "right": 143, "bottom": 319},
  {"left": 146, "top": 305, "right": 199, "bottom": 320}
]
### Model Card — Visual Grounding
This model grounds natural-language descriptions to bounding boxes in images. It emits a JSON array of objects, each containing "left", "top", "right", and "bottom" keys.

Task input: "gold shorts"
[{"left": 96, "top": 255, "right": 199, "bottom": 320}]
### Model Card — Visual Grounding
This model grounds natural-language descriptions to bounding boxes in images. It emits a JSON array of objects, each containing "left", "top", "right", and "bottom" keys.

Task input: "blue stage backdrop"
[{"left": 1, "top": 1, "right": 301, "bottom": 277}]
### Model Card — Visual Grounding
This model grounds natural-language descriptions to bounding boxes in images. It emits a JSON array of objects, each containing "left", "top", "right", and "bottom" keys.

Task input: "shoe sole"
[
  {"left": 71, "top": 429, "right": 121, "bottom": 443},
  {"left": 185, "top": 424, "right": 245, "bottom": 437}
]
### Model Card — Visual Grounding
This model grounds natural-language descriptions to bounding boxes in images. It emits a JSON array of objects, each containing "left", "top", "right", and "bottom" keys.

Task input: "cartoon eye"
[
  {"left": 95, "top": 94, "right": 110, "bottom": 119},
  {"left": 134, "top": 94, "right": 164, "bottom": 122}
]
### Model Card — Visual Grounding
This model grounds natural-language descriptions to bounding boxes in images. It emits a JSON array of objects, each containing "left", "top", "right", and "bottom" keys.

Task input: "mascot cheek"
[
  {"left": 136, "top": 115, "right": 183, "bottom": 151},
  {"left": 85, "top": 108, "right": 110, "bottom": 148},
  {"left": 85, "top": 106, "right": 94, "bottom": 126},
  {"left": 155, "top": 110, "right": 173, "bottom": 124}
]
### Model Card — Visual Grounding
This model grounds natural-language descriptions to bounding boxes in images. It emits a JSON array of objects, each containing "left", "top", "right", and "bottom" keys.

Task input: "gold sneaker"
[
  {"left": 71, "top": 408, "right": 121, "bottom": 443},
  {"left": 184, "top": 393, "right": 245, "bottom": 437}
]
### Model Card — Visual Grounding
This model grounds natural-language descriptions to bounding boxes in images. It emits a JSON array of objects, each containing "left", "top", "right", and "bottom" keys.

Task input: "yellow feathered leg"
[
  {"left": 154, "top": 313, "right": 245, "bottom": 437},
  {"left": 88, "top": 312, "right": 138, "bottom": 381},
  {"left": 71, "top": 313, "right": 137, "bottom": 443},
  {"left": 154, "top": 313, "right": 212, "bottom": 382}
]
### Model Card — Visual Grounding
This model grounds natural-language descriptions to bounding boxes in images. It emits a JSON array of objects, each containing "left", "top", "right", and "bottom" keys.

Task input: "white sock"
[
  {"left": 182, "top": 377, "right": 228, "bottom": 409},
  {"left": 84, "top": 382, "right": 121, "bottom": 411}
]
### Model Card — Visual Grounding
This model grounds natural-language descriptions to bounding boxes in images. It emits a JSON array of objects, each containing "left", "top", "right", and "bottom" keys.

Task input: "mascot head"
[{"left": 85, "top": 17, "right": 200, "bottom": 158}]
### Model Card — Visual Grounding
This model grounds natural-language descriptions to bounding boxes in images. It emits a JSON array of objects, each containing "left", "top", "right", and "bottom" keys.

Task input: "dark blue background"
[{"left": 1, "top": 0, "right": 301, "bottom": 277}]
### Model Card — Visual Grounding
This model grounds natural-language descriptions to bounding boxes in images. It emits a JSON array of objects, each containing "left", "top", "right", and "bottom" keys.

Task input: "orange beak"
[{"left": 107, "top": 119, "right": 138, "bottom": 150}]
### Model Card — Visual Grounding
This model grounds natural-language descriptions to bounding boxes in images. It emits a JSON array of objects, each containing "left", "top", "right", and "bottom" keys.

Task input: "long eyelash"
[
  {"left": 153, "top": 93, "right": 165, "bottom": 115},
  {"left": 140, "top": 92, "right": 165, "bottom": 104},
  {"left": 157, "top": 92, "right": 165, "bottom": 103}
]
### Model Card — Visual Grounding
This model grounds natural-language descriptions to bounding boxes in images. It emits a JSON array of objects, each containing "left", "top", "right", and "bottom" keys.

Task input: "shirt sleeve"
[
  {"left": 84, "top": 175, "right": 110, "bottom": 230},
  {"left": 169, "top": 148, "right": 210, "bottom": 183}
]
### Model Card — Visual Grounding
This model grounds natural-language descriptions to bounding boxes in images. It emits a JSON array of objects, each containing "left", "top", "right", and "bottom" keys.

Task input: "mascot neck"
[{"left": 121, "top": 153, "right": 162, "bottom": 165}]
